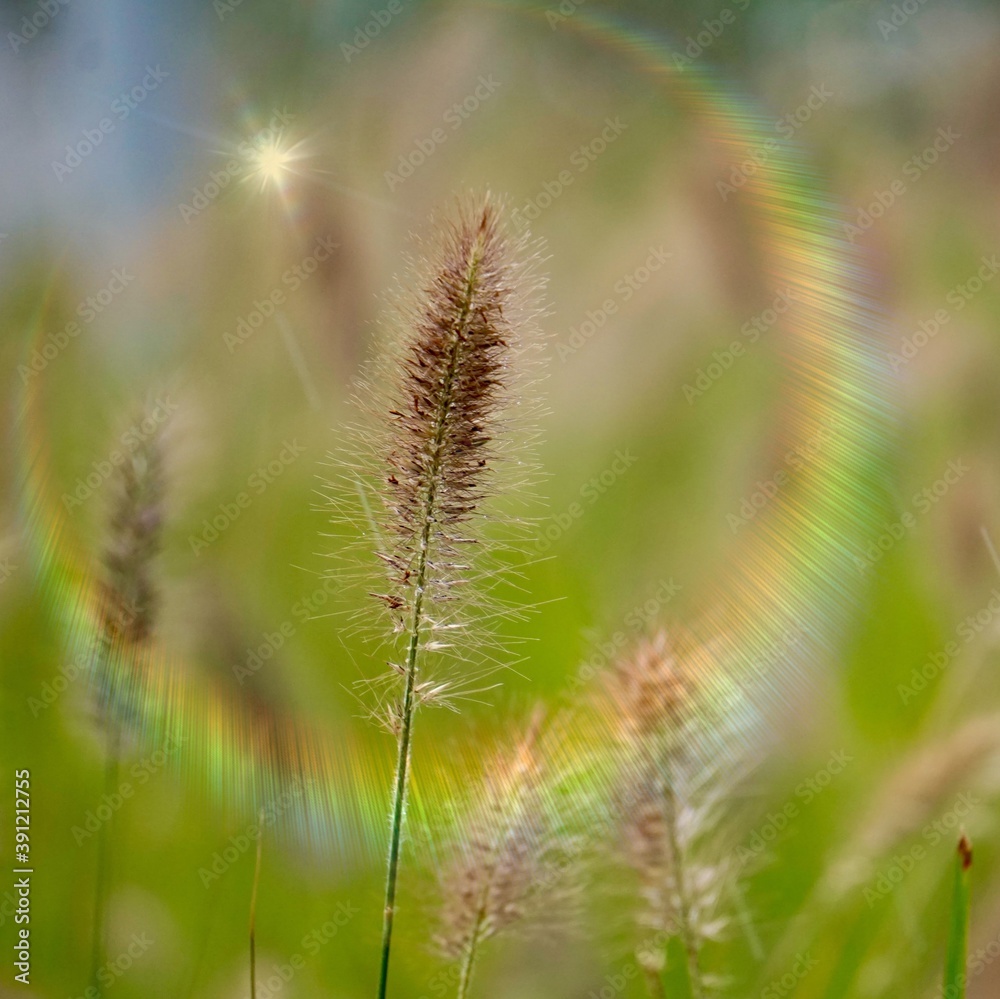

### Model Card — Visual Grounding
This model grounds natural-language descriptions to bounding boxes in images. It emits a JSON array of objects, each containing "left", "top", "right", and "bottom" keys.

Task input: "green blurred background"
[{"left": 3, "top": 0, "right": 1000, "bottom": 996}]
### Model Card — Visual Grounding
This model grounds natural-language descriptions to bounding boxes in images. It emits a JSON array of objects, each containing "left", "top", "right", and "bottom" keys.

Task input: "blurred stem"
[
  {"left": 250, "top": 811, "right": 264, "bottom": 999},
  {"left": 90, "top": 722, "right": 120, "bottom": 989},
  {"left": 640, "top": 963, "right": 666, "bottom": 999},
  {"left": 662, "top": 779, "right": 705, "bottom": 999},
  {"left": 376, "top": 242, "right": 480, "bottom": 999},
  {"left": 184, "top": 886, "right": 222, "bottom": 999},
  {"left": 456, "top": 902, "right": 487, "bottom": 999}
]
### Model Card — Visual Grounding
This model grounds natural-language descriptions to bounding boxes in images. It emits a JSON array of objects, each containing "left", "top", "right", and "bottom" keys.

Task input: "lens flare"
[
  {"left": 15, "top": 9, "right": 894, "bottom": 863},
  {"left": 246, "top": 134, "right": 313, "bottom": 194}
]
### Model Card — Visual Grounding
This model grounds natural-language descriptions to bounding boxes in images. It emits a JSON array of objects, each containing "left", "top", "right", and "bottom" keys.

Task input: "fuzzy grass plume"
[
  {"left": 433, "top": 708, "right": 575, "bottom": 998},
  {"left": 99, "top": 415, "right": 164, "bottom": 650},
  {"left": 90, "top": 405, "right": 166, "bottom": 992},
  {"left": 605, "top": 632, "right": 736, "bottom": 998},
  {"left": 342, "top": 194, "right": 546, "bottom": 998}
]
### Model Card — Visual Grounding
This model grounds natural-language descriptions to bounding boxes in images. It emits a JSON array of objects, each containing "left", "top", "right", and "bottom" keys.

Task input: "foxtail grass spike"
[
  {"left": 361, "top": 194, "right": 545, "bottom": 999},
  {"left": 606, "top": 633, "right": 721, "bottom": 999},
  {"left": 90, "top": 405, "right": 166, "bottom": 992}
]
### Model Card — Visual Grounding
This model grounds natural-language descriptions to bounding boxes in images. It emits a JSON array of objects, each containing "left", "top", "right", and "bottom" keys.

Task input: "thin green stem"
[
  {"left": 376, "top": 608, "right": 422, "bottom": 998},
  {"left": 376, "top": 243, "right": 483, "bottom": 999},
  {"left": 90, "top": 723, "right": 121, "bottom": 990},
  {"left": 943, "top": 835, "right": 972, "bottom": 998},
  {"left": 456, "top": 903, "right": 487, "bottom": 999},
  {"left": 250, "top": 810, "right": 264, "bottom": 999}
]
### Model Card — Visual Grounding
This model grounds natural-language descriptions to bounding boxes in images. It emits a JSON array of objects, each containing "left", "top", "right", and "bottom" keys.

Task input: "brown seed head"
[
  {"left": 434, "top": 708, "right": 570, "bottom": 960},
  {"left": 346, "top": 193, "right": 545, "bottom": 722},
  {"left": 959, "top": 834, "right": 973, "bottom": 871},
  {"left": 605, "top": 631, "right": 691, "bottom": 743},
  {"left": 101, "top": 413, "right": 165, "bottom": 645},
  {"left": 379, "top": 196, "right": 541, "bottom": 610}
]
